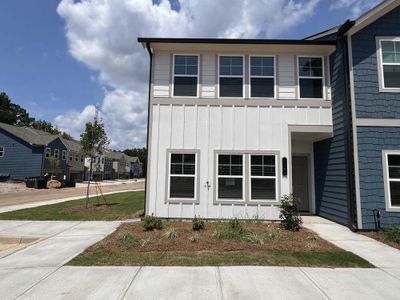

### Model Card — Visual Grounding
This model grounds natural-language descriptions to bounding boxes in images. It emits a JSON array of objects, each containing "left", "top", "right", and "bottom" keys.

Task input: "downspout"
[
  {"left": 337, "top": 20, "right": 358, "bottom": 230},
  {"left": 143, "top": 42, "right": 153, "bottom": 216}
]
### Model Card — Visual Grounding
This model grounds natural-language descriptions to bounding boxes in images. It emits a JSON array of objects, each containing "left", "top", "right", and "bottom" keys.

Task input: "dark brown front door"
[{"left": 292, "top": 156, "right": 309, "bottom": 212}]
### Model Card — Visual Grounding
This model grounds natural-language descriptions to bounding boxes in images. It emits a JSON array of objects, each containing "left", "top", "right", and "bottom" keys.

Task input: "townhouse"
[{"left": 139, "top": 0, "right": 400, "bottom": 229}]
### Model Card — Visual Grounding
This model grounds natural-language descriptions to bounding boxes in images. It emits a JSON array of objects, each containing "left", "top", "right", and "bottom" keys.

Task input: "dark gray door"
[{"left": 292, "top": 156, "right": 309, "bottom": 212}]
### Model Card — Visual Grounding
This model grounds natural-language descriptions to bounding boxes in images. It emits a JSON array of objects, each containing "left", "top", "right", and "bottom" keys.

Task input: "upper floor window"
[
  {"left": 173, "top": 55, "right": 198, "bottom": 97},
  {"left": 0, "top": 146, "right": 4, "bottom": 157},
  {"left": 219, "top": 56, "right": 243, "bottom": 98},
  {"left": 378, "top": 38, "right": 400, "bottom": 90},
  {"left": 250, "top": 56, "right": 275, "bottom": 98},
  {"left": 298, "top": 57, "right": 324, "bottom": 99},
  {"left": 62, "top": 150, "right": 67, "bottom": 160},
  {"left": 54, "top": 149, "right": 59, "bottom": 159},
  {"left": 45, "top": 147, "right": 51, "bottom": 158},
  {"left": 384, "top": 152, "right": 400, "bottom": 211}
]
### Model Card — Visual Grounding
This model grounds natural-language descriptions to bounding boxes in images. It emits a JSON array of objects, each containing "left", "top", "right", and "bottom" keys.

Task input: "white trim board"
[{"left": 357, "top": 118, "right": 400, "bottom": 127}]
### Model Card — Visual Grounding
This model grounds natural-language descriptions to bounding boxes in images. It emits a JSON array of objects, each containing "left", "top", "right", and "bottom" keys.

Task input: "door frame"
[{"left": 291, "top": 153, "right": 314, "bottom": 214}]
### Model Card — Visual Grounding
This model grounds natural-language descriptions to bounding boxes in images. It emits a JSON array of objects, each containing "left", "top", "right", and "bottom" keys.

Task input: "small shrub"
[
  {"left": 164, "top": 227, "right": 178, "bottom": 239},
  {"left": 305, "top": 233, "right": 320, "bottom": 249},
  {"left": 212, "top": 229, "right": 223, "bottom": 239},
  {"left": 279, "top": 194, "right": 303, "bottom": 231},
  {"left": 246, "top": 232, "right": 264, "bottom": 245},
  {"left": 384, "top": 225, "right": 400, "bottom": 243},
  {"left": 228, "top": 217, "right": 242, "bottom": 230},
  {"left": 265, "top": 225, "right": 281, "bottom": 240},
  {"left": 189, "top": 233, "right": 200, "bottom": 243},
  {"left": 192, "top": 215, "right": 205, "bottom": 231},
  {"left": 140, "top": 238, "right": 151, "bottom": 247},
  {"left": 117, "top": 230, "right": 139, "bottom": 248},
  {"left": 142, "top": 215, "right": 163, "bottom": 231}
]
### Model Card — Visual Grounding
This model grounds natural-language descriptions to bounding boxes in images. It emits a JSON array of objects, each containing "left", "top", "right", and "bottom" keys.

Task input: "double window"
[
  {"left": 168, "top": 152, "right": 197, "bottom": 201},
  {"left": 250, "top": 56, "right": 275, "bottom": 98},
  {"left": 298, "top": 57, "right": 324, "bottom": 99},
  {"left": 45, "top": 147, "right": 51, "bottom": 158},
  {"left": 54, "top": 149, "right": 59, "bottom": 159},
  {"left": 378, "top": 38, "right": 400, "bottom": 90},
  {"left": 0, "top": 146, "right": 4, "bottom": 157},
  {"left": 219, "top": 56, "right": 244, "bottom": 97},
  {"left": 384, "top": 152, "right": 400, "bottom": 210},
  {"left": 216, "top": 153, "right": 279, "bottom": 202},
  {"left": 217, "top": 155, "right": 244, "bottom": 199},
  {"left": 173, "top": 55, "right": 199, "bottom": 97}
]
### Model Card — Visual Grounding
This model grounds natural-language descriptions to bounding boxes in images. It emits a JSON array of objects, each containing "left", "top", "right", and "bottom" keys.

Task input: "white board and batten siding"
[{"left": 148, "top": 104, "right": 332, "bottom": 219}]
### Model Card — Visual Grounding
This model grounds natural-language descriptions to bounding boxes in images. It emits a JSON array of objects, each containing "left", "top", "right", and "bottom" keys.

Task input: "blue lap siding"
[
  {"left": 351, "top": 6, "right": 400, "bottom": 119},
  {"left": 357, "top": 127, "right": 400, "bottom": 229},
  {"left": 314, "top": 40, "right": 351, "bottom": 226},
  {"left": 0, "top": 128, "right": 44, "bottom": 180}
]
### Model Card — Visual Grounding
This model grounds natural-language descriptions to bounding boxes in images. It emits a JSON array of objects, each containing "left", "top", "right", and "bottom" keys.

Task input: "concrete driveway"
[{"left": 0, "top": 218, "right": 399, "bottom": 299}]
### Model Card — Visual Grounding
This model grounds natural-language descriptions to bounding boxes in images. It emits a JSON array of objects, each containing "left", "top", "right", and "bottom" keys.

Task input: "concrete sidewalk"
[{"left": 0, "top": 219, "right": 400, "bottom": 299}]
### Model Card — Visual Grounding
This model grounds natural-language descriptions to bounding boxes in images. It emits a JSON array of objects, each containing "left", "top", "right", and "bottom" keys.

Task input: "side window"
[
  {"left": 385, "top": 153, "right": 400, "bottom": 209},
  {"left": 173, "top": 55, "right": 198, "bottom": 97},
  {"left": 250, "top": 56, "right": 275, "bottom": 98},
  {"left": 62, "top": 150, "right": 67, "bottom": 161},
  {"left": 219, "top": 56, "right": 244, "bottom": 97},
  {"left": 298, "top": 57, "right": 324, "bottom": 99},
  {"left": 379, "top": 39, "right": 400, "bottom": 90},
  {"left": 54, "top": 149, "right": 59, "bottom": 159},
  {"left": 217, "top": 154, "right": 244, "bottom": 200},
  {"left": 168, "top": 152, "right": 197, "bottom": 200},
  {"left": 0, "top": 146, "right": 4, "bottom": 157},
  {"left": 45, "top": 148, "right": 51, "bottom": 158}
]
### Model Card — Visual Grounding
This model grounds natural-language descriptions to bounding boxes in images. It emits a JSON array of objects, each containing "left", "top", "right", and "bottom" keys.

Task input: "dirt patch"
[
  {"left": 87, "top": 221, "right": 339, "bottom": 254},
  {"left": 360, "top": 231, "right": 400, "bottom": 251},
  {"left": 0, "top": 182, "right": 30, "bottom": 194},
  {"left": 62, "top": 204, "right": 113, "bottom": 214}
]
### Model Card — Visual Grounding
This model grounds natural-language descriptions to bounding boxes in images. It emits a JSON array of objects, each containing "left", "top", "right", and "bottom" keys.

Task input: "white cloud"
[
  {"left": 56, "top": 0, "right": 320, "bottom": 149},
  {"left": 54, "top": 105, "right": 96, "bottom": 139},
  {"left": 330, "top": 0, "right": 382, "bottom": 18}
]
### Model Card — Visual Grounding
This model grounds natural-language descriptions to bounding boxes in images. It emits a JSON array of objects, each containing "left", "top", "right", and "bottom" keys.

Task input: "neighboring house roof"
[
  {"left": 60, "top": 138, "right": 82, "bottom": 152},
  {"left": 124, "top": 154, "right": 139, "bottom": 163},
  {"left": 306, "top": 0, "right": 399, "bottom": 40},
  {"left": 0, "top": 122, "right": 56, "bottom": 146}
]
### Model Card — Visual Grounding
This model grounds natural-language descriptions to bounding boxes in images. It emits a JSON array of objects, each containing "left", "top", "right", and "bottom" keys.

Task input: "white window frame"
[
  {"left": 249, "top": 55, "right": 276, "bottom": 99},
  {"left": 62, "top": 150, "right": 67, "bottom": 161},
  {"left": 249, "top": 154, "right": 279, "bottom": 202},
  {"left": 297, "top": 56, "right": 325, "bottom": 100},
  {"left": 0, "top": 146, "right": 4, "bottom": 158},
  {"left": 54, "top": 149, "right": 59, "bottom": 159},
  {"left": 383, "top": 150, "right": 400, "bottom": 212},
  {"left": 216, "top": 153, "right": 245, "bottom": 202},
  {"left": 45, "top": 147, "right": 51, "bottom": 158},
  {"left": 167, "top": 151, "right": 199, "bottom": 202},
  {"left": 172, "top": 54, "right": 200, "bottom": 98},
  {"left": 218, "top": 55, "right": 245, "bottom": 98},
  {"left": 376, "top": 37, "right": 400, "bottom": 92}
]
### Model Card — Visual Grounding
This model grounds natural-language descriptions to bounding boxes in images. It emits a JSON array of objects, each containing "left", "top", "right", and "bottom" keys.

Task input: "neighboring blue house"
[
  {"left": 0, "top": 122, "right": 84, "bottom": 181},
  {"left": 309, "top": 0, "right": 400, "bottom": 230}
]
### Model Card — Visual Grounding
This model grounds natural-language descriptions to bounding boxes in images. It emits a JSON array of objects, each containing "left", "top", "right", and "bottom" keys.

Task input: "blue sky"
[{"left": 0, "top": 0, "right": 382, "bottom": 148}]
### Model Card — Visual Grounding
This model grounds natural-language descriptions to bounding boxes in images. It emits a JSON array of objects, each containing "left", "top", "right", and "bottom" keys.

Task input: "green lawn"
[
  {"left": 0, "top": 191, "right": 144, "bottom": 221},
  {"left": 69, "top": 249, "right": 372, "bottom": 268}
]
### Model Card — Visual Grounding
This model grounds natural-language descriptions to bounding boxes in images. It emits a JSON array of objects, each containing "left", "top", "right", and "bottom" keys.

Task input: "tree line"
[{"left": 0, "top": 92, "right": 72, "bottom": 139}]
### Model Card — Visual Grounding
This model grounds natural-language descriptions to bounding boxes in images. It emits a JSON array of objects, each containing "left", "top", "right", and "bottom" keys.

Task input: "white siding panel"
[
  {"left": 278, "top": 55, "right": 296, "bottom": 99},
  {"left": 147, "top": 102, "right": 332, "bottom": 220},
  {"left": 201, "top": 53, "right": 216, "bottom": 98},
  {"left": 153, "top": 52, "right": 170, "bottom": 98}
]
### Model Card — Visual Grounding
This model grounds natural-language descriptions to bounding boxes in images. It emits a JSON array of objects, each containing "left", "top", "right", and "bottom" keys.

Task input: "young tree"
[{"left": 80, "top": 108, "right": 109, "bottom": 208}]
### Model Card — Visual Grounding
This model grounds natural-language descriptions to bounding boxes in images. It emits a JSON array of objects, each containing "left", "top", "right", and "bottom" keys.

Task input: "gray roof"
[
  {"left": 61, "top": 138, "right": 82, "bottom": 152},
  {"left": 0, "top": 122, "right": 56, "bottom": 146}
]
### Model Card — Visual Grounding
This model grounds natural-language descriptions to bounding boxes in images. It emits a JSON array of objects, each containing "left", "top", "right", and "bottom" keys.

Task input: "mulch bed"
[
  {"left": 360, "top": 231, "right": 400, "bottom": 251},
  {"left": 87, "top": 221, "right": 339, "bottom": 253}
]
